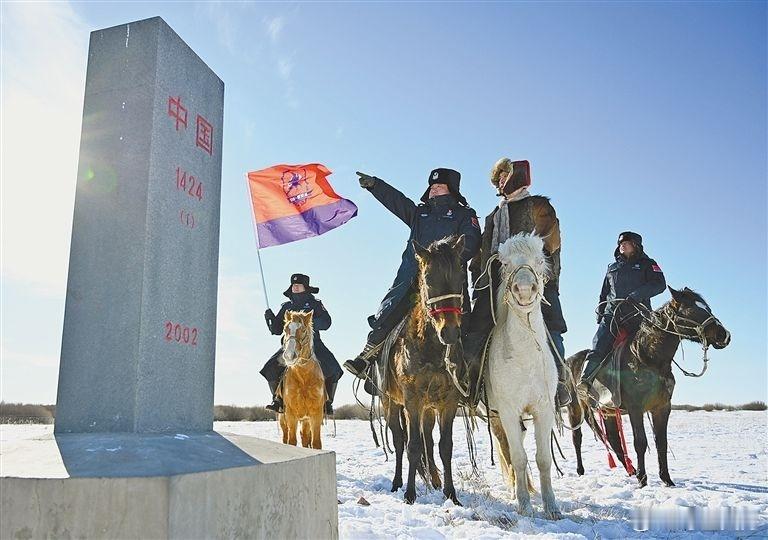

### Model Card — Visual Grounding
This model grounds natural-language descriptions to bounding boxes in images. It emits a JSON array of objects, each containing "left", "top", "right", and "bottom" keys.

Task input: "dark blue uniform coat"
[
  {"left": 366, "top": 179, "right": 481, "bottom": 336},
  {"left": 260, "top": 292, "right": 343, "bottom": 383},
  {"left": 590, "top": 250, "right": 667, "bottom": 360}
]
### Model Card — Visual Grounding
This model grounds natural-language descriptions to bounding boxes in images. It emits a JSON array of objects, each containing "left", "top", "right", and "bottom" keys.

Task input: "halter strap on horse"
[
  {"left": 425, "top": 293, "right": 463, "bottom": 317},
  {"left": 626, "top": 298, "right": 716, "bottom": 378}
]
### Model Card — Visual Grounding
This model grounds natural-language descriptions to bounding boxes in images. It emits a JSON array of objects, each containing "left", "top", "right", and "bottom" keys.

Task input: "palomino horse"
[
  {"left": 380, "top": 235, "right": 468, "bottom": 505},
  {"left": 485, "top": 233, "right": 561, "bottom": 519},
  {"left": 279, "top": 310, "right": 325, "bottom": 449},
  {"left": 566, "top": 286, "right": 731, "bottom": 487}
]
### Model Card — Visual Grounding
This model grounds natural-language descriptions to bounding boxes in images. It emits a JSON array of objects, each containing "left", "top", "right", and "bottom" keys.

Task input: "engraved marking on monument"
[
  {"left": 195, "top": 114, "right": 213, "bottom": 155},
  {"left": 164, "top": 321, "right": 199, "bottom": 346},
  {"left": 168, "top": 95, "right": 188, "bottom": 131}
]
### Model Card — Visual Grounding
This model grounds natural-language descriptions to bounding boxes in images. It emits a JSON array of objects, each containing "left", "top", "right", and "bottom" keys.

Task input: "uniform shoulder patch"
[
  {"left": 471, "top": 216, "right": 480, "bottom": 229},
  {"left": 651, "top": 263, "right": 662, "bottom": 272}
]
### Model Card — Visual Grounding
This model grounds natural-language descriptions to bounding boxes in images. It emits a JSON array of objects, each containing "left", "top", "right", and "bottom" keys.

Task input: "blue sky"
[{"left": 1, "top": 1, "right": 765, "bottom": 407}]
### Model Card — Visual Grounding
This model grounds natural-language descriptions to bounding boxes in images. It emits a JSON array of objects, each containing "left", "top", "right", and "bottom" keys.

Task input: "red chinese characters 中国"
[
  {"left": 195, "top": 114, "right": 213, "bottom": 155},
  {"left": 168, "top": 96, "right": 188, "bottom": 131}
]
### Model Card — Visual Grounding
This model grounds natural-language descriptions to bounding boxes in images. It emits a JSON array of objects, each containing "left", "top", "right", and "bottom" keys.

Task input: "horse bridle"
[
  {"left": 282, "top": 322, "right": 313, "bottom": 366},
  {"left": 630, "top": 299, "right": 722, "bottom": 377},
  {"left": 502, "top": 264, "right": 548, "bottom": 310},
  {"left": 425, "top": 292, "right": 464, "bottom": 318}
]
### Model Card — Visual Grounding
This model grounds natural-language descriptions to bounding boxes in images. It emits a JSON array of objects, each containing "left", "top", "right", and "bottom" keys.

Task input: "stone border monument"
[{"left": 1, "top": 17, "right": 338, "bottom": 539}]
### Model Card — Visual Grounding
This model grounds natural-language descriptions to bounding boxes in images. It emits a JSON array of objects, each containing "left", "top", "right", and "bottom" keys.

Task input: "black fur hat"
[
  {"left": 615, "top": 231, "right": 643, "bottom": 257},
  {"left": 283, "top": 273, "right": 319, "bottom": 297},
  {"left": 420, "top": 168, "right": 467, "bottom": 206}
]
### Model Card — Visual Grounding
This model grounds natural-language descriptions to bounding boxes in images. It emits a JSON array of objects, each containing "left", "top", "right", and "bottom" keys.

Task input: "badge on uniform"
[
  {"left": 446, "top": 209, "right": 453, "bottom": 218},
  {"left": 652, "top": 264, "right": 662, "bottom": 272},
  {"left": 471, "top": 216, "right": 480, "bottom": 229},
  {"left": 633, "top": 264, "right": 641, "bottom": 269}
]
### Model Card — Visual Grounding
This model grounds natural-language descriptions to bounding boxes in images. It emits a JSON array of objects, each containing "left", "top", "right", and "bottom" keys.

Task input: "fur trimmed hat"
[
  {"left": 283, "top": 273, "right": 319, "bottom": 297},
  {"left": 490, "top": 158, "right": 531, "bottom": 195},
  {"left": 419, "top": 168, "right": 467, "bottom": 206},
  {"left": 614, "top": 231, "right": 644, "bottom": 257}
]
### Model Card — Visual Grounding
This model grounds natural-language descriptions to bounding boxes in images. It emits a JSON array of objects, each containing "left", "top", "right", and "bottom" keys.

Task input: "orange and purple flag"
[{"left": 246, "top": 164, "right": 358, "bottom": 248}]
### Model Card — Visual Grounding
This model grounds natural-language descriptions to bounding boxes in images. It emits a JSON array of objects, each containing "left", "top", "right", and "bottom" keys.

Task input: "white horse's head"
[{"left": 497, "top": 233, "right": 550, "bottom": 314}]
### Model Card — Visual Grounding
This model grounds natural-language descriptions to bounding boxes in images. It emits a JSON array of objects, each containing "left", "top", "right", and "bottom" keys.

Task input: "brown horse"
[
  {"left": 566, "top": 287, "right": 731, "bottom": 487},
  {"left": 279, "top": 310, "right": 325, "bottom": 449},
  {"left": 379, "top": 235, "right": 468, "bottom": 505}
]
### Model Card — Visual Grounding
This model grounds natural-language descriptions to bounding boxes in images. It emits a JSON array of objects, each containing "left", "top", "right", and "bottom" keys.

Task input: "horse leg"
[
  {"left": 651, "top": 402, "right": 674, "bottom": 486},
  {"left": 628, "top": 408, "right": 648, "bottom": 487},
  {"left": 279, "top": 414, "right": 288, "bottom": 445},
  {"left": 387, "top": 403, "right": 405, "bottom": 492},
  {"left": 403, "top": 403, "right": 423, "bottom": 504},
  {"left": 422, "top": 409, "right": 442, "bottom": 489},
  {"left": 310, "top": 413, "right": 323, "bottom": 450},
  {"left": 500, "top": 413, "right": 533, "bottom": 516},
  {"left": 438, "top": 405, "right": 460, "bottom": 505},
  {"left": 284, "top": 413, "right": 298, "bottom": 446},
  {"left": 490, "top": 417, "right": 516, "bottom": 491},
  {"left": 568, "top": 402, "right": 584, "bottom": 475},
  {"left": 534, "top": 408, "right": 561, "bottom": 520}
]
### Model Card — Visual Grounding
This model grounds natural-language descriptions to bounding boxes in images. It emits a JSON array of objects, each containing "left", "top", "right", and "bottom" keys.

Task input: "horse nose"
[
  {"left": 718, "top": 328, "right": 731, "bottom": 346},
  {"left": 513, "top": 282, "right": 536, "bottom": 303},
  {"left": 440, "top": 325, "right": 461, "bottom": 345}
]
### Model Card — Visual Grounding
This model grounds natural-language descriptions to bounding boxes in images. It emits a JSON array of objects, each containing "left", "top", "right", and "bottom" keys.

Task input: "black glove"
[
  {"left": 264, "top": 309, "right": 276, "bottom": 329},
  {"left": 356, "top": 171, "right": 376, "bottom": 189}
]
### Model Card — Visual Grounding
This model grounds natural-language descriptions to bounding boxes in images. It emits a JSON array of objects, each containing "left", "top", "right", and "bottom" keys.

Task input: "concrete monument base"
[{"left": 1, "top": 431, "right": 338, "bottom": 539}]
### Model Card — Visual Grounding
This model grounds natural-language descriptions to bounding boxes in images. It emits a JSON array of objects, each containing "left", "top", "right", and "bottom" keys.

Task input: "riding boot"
[
  {"left": 265, "top": 379, "right": 284, "bottom": 413},
  {"left": 555, "top": 363, "right": 571, "bottom": 407},
  {"left": 579, "top": 350, "right": 604, "bottom": 391},
  {"left": 324, "top": 379, "right": 337, "bottom": 416},
  {"left": 343, "top": 336, "right": 383, "bottom": 379}
]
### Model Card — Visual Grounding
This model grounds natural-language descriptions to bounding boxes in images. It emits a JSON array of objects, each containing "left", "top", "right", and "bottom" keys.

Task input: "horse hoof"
[
  {"left": 517, "top": 503, "right": 534, "bottom": 517},
  {"left": 637, "top": 476, "right": 648, "bottom": 488},
  {"left": 391, "top": 481, "right": 402, "bottom": 493},
  {"left": 544, "top": 509, "right": 562, "bottom": 521},
  {"left": 444, "top": 491, "right": 462, "bottom": 506},
  {"left": 576, "top": 467, "right": 584, "bottom": 476},
  {"left": 404, "top": 490, "right": 416, "bottom": 504},
  {"left": 661, "top": 477, "right": 675, "bottom": 487}
]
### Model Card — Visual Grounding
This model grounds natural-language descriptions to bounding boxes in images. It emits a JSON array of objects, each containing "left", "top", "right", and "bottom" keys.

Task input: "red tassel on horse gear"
[
  {"left": 597, "top": 408, "right": 617, "bottom": 469},
  {"left": 614, "top": 408, "right": 636, "bottom": 476}
]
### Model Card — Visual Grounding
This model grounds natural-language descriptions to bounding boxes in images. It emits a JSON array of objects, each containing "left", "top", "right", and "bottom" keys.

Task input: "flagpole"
[{"left": 245, "top": 174, "right": 271, "bottom": 311}]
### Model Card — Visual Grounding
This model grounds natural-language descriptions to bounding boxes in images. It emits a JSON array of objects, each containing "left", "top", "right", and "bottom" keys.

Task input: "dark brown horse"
[
  {"left": 566, "top": 286, "right": 731, "bottom": 487},
  {"left": 379, "top": 235, "right": 468, "bottom": 505}
]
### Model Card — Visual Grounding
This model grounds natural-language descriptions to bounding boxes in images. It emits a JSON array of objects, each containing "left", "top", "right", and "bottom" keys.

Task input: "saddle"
[{"left": 591, "top": 328, "right": 635, "bottom": 409}]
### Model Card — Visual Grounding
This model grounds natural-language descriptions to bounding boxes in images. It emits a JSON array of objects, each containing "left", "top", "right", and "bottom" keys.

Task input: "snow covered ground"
[{"left": 2, "top": 411, "right": 766, "bottom": 538}]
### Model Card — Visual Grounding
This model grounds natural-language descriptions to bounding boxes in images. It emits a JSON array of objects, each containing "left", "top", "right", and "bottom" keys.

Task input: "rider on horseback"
[
  {"left": 261, "top": 273, "right": 343, "bottom": 415},
  {"left": 579, "top": 231, "right": 667, "bottom": 388},
  {"left": 463, "top": 158, "right": 570, "bottom": 406},
  {"left": 344, "top": 168, "right": 481, "bottom": 379}
]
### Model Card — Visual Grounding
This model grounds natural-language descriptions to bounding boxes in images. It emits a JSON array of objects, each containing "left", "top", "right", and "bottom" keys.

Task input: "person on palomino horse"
[
  {"left": 343, "top": 168, "right": 482, "bottom": 379},
  {"left": 578, "top": 231, "right": 666, "bottom": 390},
  {"left": 261, "top": 273, "right": 343, "bottom": 415},
  {"left": 463, "top": 158, "right": 570, "bottom": 406}
]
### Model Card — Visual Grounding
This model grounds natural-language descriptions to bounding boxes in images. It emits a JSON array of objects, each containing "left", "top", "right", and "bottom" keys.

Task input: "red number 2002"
[{"left": 164, "top": 321, "right": 198, "bottom": 346}]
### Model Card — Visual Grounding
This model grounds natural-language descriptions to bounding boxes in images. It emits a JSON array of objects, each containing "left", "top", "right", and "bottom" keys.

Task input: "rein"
[{"left": 622, "top": 299, "right": 716, "bottom": 378}]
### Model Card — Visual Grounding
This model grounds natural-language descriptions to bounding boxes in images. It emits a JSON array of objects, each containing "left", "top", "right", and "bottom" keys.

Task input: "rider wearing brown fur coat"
[{"left": 465, "top": 158, "right": 569, "bottom": 405}]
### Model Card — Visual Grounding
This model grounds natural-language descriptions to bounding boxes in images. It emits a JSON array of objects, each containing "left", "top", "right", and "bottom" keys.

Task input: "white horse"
[{"left": 485, "top": 233, "right": 561, "bottom": 519}]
